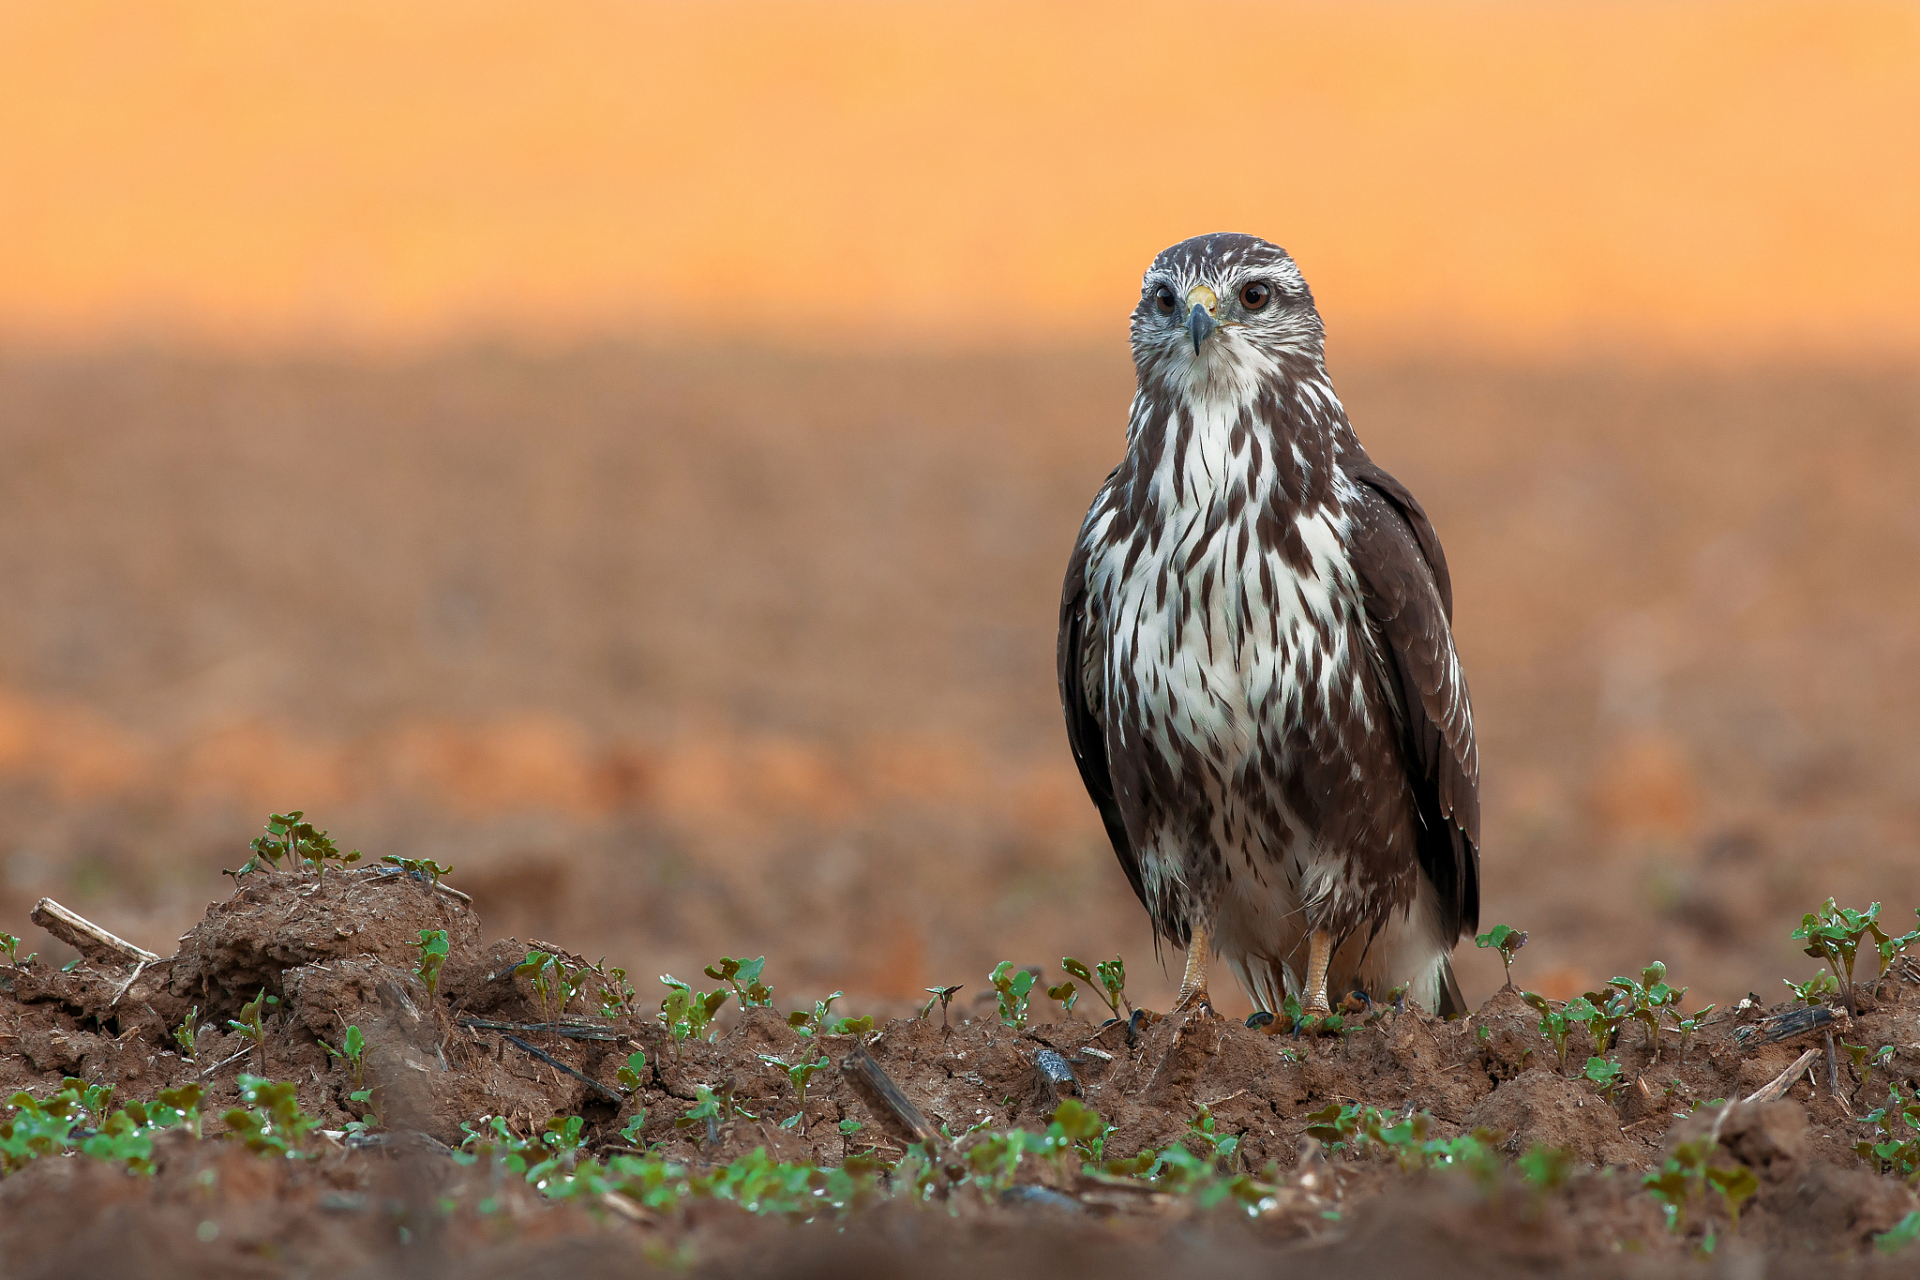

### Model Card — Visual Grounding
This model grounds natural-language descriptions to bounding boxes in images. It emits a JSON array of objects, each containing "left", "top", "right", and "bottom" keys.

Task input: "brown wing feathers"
[
  {"left": 1058, "top": 538, "right": 1148, "bottom": 913},
  {"left": 1347, "top": 461, "right": 1481, "bottom": 949}
]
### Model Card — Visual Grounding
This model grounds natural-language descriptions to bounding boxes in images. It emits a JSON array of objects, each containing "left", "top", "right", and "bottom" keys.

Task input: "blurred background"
[{"left": 1, "top": 0, "right": 1917, "bottom": 1017}]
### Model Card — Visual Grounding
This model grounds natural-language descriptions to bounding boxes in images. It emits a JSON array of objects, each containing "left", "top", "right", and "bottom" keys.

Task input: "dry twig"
[
  {"left": 489, "top": 1028, "right": 624, "bottom": 1104},
  {"left": 30, "top": 898, "right": 159, "bottom": 967},
  {"left": 843, "top": 1043, "right": 942, "bottom": 1148}
]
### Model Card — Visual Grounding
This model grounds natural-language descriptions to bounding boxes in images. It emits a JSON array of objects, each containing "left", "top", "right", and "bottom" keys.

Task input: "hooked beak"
[{"left": 1185, "top": 285, "right": 1218, "bottom": 354}]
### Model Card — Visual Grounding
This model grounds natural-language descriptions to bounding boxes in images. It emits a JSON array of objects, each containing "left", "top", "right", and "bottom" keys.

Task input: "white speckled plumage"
[{"left": 1059, "top": 233, "right": 1480, "bottom": 1016}]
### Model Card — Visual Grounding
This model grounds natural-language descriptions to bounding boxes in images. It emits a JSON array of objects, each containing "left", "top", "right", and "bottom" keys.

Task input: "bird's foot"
[
  {"left": 1248, "top": 1006, "right": 1338, "bottom": 1036},
  {"left": 1172, "top": 983, "right": 1219, "bottom": 1019}
]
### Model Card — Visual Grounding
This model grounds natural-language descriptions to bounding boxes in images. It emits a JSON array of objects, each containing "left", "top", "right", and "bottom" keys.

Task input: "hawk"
[{"left": 1057, "top": 233, "right": 1479, "bottom": 1019}]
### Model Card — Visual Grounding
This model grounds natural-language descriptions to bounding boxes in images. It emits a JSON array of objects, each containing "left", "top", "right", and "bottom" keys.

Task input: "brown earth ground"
[
  {"left": 0, "top": 347, "right": 1917, "bottom": 1025},
  {"left": 3, "top": 347, "right": 1919, "bottom": 1274},
  {"left": 3, "top": 864, "right": 1919, "bottom": 1277}
]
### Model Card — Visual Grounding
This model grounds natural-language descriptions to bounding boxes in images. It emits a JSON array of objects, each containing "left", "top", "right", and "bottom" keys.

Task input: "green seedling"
[
  {"left": 786, "top": 990, "right": 872, "bottom": 1038},
  {"left": 617, "top": 1050, "right": 649, "bottom": 1094},
  {"left": 1855, "top": 1082, "right": 1920, "bottom": 1182},
  {"left": 1, "top": 1079, "right": 203, "bottom": 1175},
  {"left": 1643, "top": 1134, "right": 1758, "bottom": 1243},
  {"left": 1389, "top": 1124, "right": 1506, "bottom": 1188},
  {"left": 344, "top": 1086, "right": 379, "bottom": 1136},
  {"left": 1584, "top": 1056, "right": 1627, "bottom": 1106},
  {"left": 1186, "top": 1103, "right": 1241, "bottom": 1170},
  {"left": 1793, "top": 898, "right": 1896, "bottom": 1014},
  {"left": 173, "top": 1006, "right": 200, "bottom": 1060},
  {"left": 226, "top": 986, "right": 280, "bottom": 1070},
  {"left": 1301, "top": 1100, "right": 1505, "bottom": 1184},
  {"left": 988, "top": 961, "right": 1038, "bottom": 1029},
  {"left": 2, "top": 1082, "right": 112, "bottom": 1174},
  {"left": 379, "top": 854, "right": 452, "bottom": 886},
  {"left": 1051, "top": 1097, "right": 1111, "bottom": 1166},
  {"left": 1877, "top": 1210, "right": 1920, "bottom": 1255},
  {"left": 1516, "top": 1144, "right": 1575, "bottom": 1193},
  {"left": 1608, "top": 961, "right": 1684, "bottom": 1058},
  {"left": 759, "top": 1054, "right": 831, "bottom": 1131},
  {"left": 1784, "top": 969, "right": 1839, "bottom": 1007},
  {"left": 1302, "top": 1100, "right": 1378, "bottom": 1156},
  {"left": 919, "top": 985, "right": 963, "bottom": 1028},
  {"left": 414, "top": 930, "right": 450, "bottom": 1000},
  {"left": 1873, "top": 910, "right": 1920, "bottom": 984},
  {"left": 661, "top": 974, "right": 731, "bottom": 1042},
  {"left": 239, "top": 810, "right": 360, "bottom": 881},
  {"left": 318, "top": 1024, "right": 367, "bottom": 1090},
  {"left": 1, "top": 1083, "right": 93, "bottom": 1174},
  {"left": 995, "top": 1098, "right": 1110, "bottom": 1185},
  {"left": 144, "top": 1083, "right": 205, "bottom": 1141},
  {"left": 517, "top": 949, "right": 587, "bottom": 1027},
  {"left": 1062, "top": 956, "right": 1131, "bottom": 1018},
  {"left": 618, "top": 1112, "right": 648, "bottom": 1145},
  {"left": 457, "top": 1114, "right": 589, "bottom": 1193},
  {"left": 1045, "top": 977, "right": 1078, "bottom": 1015},
  {"left": 1475, "top": 925, "right": 1528, "bottom": 990},
  {"left": 1846, "top": 1043, "right": 1896, "bottom": 1097},
  {"left": 703, "top": 956, "right": 773, "bottom": 1007},
  {"left": 223, "top": 1074, "right": 320, "bottom": 1157},
  {"left": 1669, "top": 1003, "right": 1717, "bottom": 1064},
  {"left": 1522, "top": 992, "right": 1582, "bottom": 1072},
  {"left": 432, "top": 1077, "right": 1627, "bottom": 1227},
  {"left": 0, "top": 931, "right": 22, "bottom": 967},
  {"left": 590, "top": 960, "right": 639, "bottom": 1019},
  {"left": 455, "top": 1109, "right": 889, "bottom": 1218},
  {"left": 672, "top": 1085, "right": 731, "bottom": 1135},
  {"left": 1578, "top": 987, "right": 1636, "bottom": 1054}
]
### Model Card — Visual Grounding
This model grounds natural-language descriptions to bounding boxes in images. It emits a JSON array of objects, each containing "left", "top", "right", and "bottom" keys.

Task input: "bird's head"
[{"left": 1130, "top": 233, "right": 1324, "bottom": 398}]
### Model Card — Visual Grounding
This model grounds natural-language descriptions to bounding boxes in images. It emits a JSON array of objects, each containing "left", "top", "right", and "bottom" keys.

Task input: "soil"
[
  {"left": 3, "top": 348, "right": 1919, "bottom": 1274},
  {"left": 2, "top": 349, "right": 1919, "bottom": 1026},
  {"left": 4, "top": 865, "right": 1919, "bottom": 1277}
]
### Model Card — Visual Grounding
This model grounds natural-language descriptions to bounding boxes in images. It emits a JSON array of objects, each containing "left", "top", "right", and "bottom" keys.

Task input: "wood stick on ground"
[
  {"left": 1743, "top": 1047, "right": 1822, "bottom": 1106},
  {"left": 458, "top": 1017, "right": 623, "bottom": 1042},
  {"left": 362, "top": 867, "right": 473, "bottom": 904},
  {"left": 843, "top": 1043, "right": 942, "bottom": 1148},
  {"left": 1733, "top": 1004, "right": 1844, "bottom": 1048},
  {"left": 492, "top": 1029, "right": 624, "bottom": 1104},
  {"left": 199, "top": 1045, "right": 256, "bottom": 1079},
  {"left": 31, "top": 897, "right": 160, "bottom": 966}
]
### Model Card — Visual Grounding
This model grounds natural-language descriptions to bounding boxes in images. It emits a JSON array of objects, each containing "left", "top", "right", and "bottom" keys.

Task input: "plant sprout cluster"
[
  {"left": 1791, "top": 899, "right": 1920, "bottom": 1014},
  {"left": 2, "top": 1079, "right": 203, "bottom": 1175},
  {"left": 234, "top": 811, "right": 362, "bottom": 881},
  {"left": 1516, "top": 959, "right": 1713, "bottom": 1089}
]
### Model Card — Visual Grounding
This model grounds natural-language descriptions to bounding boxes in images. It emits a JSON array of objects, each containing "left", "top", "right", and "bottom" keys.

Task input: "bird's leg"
[
  {"left": 1303, "top": 929, "right": 1334, "bottom": 1016},
  {"left": 1173, "top": 922, "right": 1216, "bottom": 1016}
]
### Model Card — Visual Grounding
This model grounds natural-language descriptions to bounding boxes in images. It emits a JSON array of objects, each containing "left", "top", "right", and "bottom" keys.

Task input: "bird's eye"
[
  {"left": 1240, "top": 282, "right": 1272, "bottom": 311},
  {"left": 1151, "top": 285, "right": 1177, "bottom": 316}
]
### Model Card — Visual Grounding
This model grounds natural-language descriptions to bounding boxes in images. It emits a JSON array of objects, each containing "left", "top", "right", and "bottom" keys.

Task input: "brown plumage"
[{"left": 1057, "top": 233, "right": 1479, "bottom": 1017}]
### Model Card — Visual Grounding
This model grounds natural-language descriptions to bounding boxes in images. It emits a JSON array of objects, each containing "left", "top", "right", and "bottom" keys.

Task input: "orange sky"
[{"left": 1, "top": 1, "right": 1916, "bottom": 355}]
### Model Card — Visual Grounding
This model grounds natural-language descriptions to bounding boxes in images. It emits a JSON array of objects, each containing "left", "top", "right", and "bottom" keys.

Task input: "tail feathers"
[{"left": 1436, "top": 955, "right": 1468, "bottom": 1019}]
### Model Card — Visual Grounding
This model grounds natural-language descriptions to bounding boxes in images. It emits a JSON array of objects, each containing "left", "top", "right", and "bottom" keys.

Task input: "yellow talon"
[
  {"left": 1173, "top": 922, "right": 1218, "bottom": 1016},
  {"left": 1304, "top": 929, "right": 1333, "bottom": 1015}
]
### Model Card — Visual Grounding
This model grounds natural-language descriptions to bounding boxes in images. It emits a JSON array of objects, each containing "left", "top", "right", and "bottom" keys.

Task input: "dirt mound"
[{"left": 4, "top": 864, "right": 1920, "bottom": 1277}]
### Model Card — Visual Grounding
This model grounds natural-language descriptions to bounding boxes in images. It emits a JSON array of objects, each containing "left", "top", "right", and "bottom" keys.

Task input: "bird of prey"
[{"left": 1057, "top": 233, "right": 1479, "bottom": 1019}]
